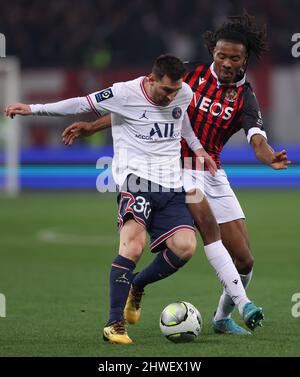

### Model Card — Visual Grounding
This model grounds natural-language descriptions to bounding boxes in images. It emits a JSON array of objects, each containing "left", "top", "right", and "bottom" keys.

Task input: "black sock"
[
  {"left": 107, "top": 255, "right": 136, "bottom": 326},
  {"left": 133, "top": 248, "right": 187, "bottom": 291}
]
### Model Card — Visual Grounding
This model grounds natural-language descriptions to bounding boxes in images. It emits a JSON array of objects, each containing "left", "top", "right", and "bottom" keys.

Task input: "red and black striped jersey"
[{"left": 181, "top": 63, "right": 265, "bottom": 169}]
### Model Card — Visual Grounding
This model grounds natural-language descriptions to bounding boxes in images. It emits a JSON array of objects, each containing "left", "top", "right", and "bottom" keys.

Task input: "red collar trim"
[{"left": 140, "top": 77, "right": 159, "bottom": 106}]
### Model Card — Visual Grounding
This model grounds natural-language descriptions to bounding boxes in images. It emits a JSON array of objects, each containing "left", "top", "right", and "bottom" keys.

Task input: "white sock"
[
  {"left": 204, "top": 240, "right": 250, "bottom": 314},
  {"left": 214, "top": 270, "right": 253, "bottom": 321},
  {"left": 240, "top": 270, "right": 253, "bottom": 290}
]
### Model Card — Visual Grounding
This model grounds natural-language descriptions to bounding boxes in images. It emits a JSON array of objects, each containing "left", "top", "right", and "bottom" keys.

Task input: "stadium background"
[{"left": 0, "top": 0, "right": 299, "bottom": 357}]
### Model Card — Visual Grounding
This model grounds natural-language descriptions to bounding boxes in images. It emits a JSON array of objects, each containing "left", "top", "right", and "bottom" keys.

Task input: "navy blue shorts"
[{"left": 117, "top": 175, "right": 195, "bottom": 253}]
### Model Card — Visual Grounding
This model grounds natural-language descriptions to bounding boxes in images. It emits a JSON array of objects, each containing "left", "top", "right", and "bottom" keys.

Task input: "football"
[{"left": 159, "top": 301, "right": 202, "bottom": 343}]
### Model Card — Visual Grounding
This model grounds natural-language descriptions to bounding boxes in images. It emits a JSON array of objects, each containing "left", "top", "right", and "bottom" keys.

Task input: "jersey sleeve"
[
  {"left": 242, "top": 87, "right": 267, "bottom": 143},
  {"left": 181, "top": 82, "right": 194, "bottom": 109},
  {"left": 30, "top": 97, "right": 91, "bottom": 116},
  {"left": 181, "top": 112, "right": 203, "bottom": 152},
  {"left": 29, "top": 82, "right": 124, "bottom": 117},
  {"left": 86, "top": 82, "right": 124, "bottom": 117}
]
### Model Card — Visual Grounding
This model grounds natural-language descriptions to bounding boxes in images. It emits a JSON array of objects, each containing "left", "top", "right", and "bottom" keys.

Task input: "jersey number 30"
[{"left": 133, "top": 196, "right": 151, "bottom": 219}]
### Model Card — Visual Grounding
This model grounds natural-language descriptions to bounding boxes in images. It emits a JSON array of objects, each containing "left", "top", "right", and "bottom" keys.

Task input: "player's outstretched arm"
[
  {"left": 5, "top": 97, "right": 94, "bottom": 119},
  {"left": 5, "top": 103, "right": 32, "bottom": 118},
  {"left": 62, "top": 114, "right": 112, "bottom": 145},
  {"left": 250, "top": 134, "right": 291, "bottom": 169}
]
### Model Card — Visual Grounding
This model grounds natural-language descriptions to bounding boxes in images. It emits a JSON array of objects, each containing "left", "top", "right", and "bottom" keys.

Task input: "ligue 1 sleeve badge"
[
  {"left": 95, "top": 88, "right": 114, "bottom": 102},
  {"left": 172, "top": 107, "right": 182, "bottom": 119}
]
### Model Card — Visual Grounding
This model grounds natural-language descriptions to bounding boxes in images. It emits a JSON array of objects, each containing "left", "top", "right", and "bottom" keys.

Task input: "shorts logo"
[
  {"left": 95, "top": 88, "right": 113, "bottom": 102},
  {"left": 172, "top": 107, "right": 182, "bottom": 119}
]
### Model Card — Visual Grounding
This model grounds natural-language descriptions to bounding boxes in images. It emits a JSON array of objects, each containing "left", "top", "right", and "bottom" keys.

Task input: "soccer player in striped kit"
[{"left": 182, "top": 12, "right": 290, "bottom": 334}]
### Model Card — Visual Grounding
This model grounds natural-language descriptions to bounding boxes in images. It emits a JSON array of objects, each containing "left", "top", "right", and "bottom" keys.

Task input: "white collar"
[{"left": 210, "top": 62, "right": 246, "bottom": 87}]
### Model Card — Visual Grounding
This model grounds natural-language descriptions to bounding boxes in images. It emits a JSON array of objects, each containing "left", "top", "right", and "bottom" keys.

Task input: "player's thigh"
[
  {"left": 117, "top": 189, "right": 151, "bottom": 262},
  {"left": 186, "top": 191, "right": 220, "bottom": 244},
  {"left": 219, "top": 219, "right": 252, "bottom": 261},
  {"left": 204, "top": 188, "right": 248, "bottom": 254},
  {"left": 183, "top": 169, "right": 220, "bottom": 244},
  {"left": 149, "top": 191, "right": 195, "bottom": 257},
  {"left": 204, "top": 169, "right": 245, "bottom": 225}
]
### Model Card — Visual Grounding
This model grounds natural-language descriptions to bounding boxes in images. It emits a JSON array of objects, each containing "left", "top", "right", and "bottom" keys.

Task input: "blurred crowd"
[{"left": 1, "top": 0, "right": 299, "bottom": 68}]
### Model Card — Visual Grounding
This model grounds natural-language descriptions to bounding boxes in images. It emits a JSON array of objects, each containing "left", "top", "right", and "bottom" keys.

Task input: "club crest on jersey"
[
  {"left": 225, "top": 88, "right": 237, "bottom": 102},
  {"left": 172, "top": 106, "right": 182, "bottom": 119},
  {"left": 199, "top": 77, "right": 206, "bottom": 86},
  {"left": 95, "top": 88, "right": 113, "bottom": 102}
]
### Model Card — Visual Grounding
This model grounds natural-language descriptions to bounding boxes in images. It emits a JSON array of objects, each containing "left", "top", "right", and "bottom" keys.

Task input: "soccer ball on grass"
[{"left": 159, "top": 301, "right": 202, "bottom": 343}]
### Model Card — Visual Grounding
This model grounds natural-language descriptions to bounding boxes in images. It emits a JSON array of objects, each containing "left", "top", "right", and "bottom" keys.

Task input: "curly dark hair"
[{"left": 203, "top": 10, "right": 268, "bottom": 59}]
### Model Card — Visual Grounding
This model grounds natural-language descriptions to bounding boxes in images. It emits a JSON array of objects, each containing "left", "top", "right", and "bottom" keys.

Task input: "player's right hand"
[
  {"left": 270, "top": 149, "right": 291, "bottom": 169},
  {"left": 4, "top": 103, "right": 32, "bottom": 118},
  {"left": 62, "top": 122, "right": 96, "bottom": 145},
  {"left": 194, "top": 148, "right": 218, "bottom": 177}
]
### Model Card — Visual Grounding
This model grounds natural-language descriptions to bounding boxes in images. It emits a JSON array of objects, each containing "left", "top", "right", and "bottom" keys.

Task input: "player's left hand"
[
  {"left": 194, "top": 148, "right": 218, "bottom": 176},
  {"left": 270, "top": 150, "right": 291, "bottom": 169}
]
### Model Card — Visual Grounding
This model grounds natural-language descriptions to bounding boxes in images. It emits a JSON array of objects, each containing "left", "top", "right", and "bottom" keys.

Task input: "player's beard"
[{"left": 159, "top": 97, "right": 171, "bottom": 106}]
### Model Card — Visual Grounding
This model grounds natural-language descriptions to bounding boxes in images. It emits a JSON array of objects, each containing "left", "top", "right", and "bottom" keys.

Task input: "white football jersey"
[{"left": 87, "top": 77, "right": 193, "bottom": 188}]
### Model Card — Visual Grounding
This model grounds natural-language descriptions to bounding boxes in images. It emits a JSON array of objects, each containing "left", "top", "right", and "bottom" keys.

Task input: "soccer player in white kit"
[{"left": 6, "top": 54, "right": 264, "bottom": 344}]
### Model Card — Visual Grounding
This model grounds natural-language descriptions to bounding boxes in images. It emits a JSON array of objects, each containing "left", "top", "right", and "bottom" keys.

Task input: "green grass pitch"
[{"left": 0, "top": 190, "right": 299, "bottom": 357}]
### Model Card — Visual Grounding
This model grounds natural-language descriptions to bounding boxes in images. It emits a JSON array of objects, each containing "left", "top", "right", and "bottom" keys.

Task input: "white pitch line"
[{"left": 37, "top": 229, "right": 117, "bottom": 246}]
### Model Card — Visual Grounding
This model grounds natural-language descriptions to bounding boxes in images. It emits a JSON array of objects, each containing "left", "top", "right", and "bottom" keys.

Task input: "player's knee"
[
  {"left": 184, "top": 237, "right": 197, "bottom": 260},
  {"left": 187, "top": 200, "right": 220, "bottom": 243},
  {"left": 236, "top": 254, "right": 254, "bottom": 274},
  {"left": 168, "top": 232, "right": 197, "bottom": 260},
  {"left": 244, "top": 255, "right": 254, "bottom": 272},
  {"left": 119, "top": 220, "right": 146, "bottom": 262},
  {"left": 119, "top": 236, "right": 145, "bottom": 262},
  {"left": 195, "top": 213, "right": 220, "bottom": 243}
]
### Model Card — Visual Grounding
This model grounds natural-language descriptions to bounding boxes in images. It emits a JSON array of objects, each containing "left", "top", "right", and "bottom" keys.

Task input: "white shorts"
[{"left": 183, "top": 169, "right": 245, "bottom": 224}]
